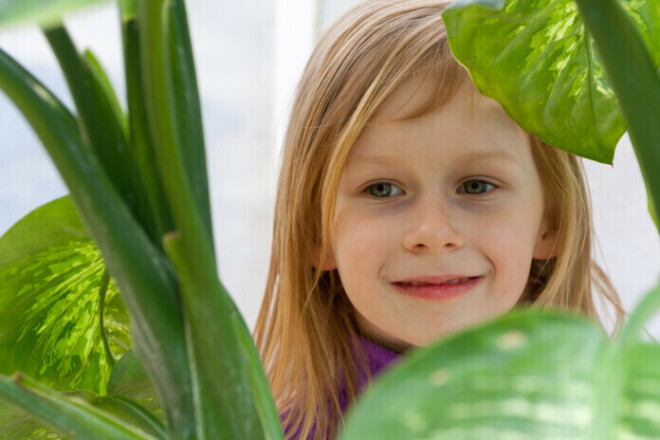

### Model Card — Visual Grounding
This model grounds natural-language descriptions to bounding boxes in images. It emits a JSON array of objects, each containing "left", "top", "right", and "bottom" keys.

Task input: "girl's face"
[{"left": 327, "top": 76, "right": 556, "bottom": 352}]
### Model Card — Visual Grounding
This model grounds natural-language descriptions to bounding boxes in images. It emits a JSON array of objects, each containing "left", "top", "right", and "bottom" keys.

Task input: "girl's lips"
[{"left": 391, "top": 276, "right": 484, "bottom": 300}]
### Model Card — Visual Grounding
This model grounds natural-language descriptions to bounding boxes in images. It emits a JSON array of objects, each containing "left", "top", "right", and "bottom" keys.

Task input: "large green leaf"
[
  {"left": 442, "top": 0, "right": 660, "bottom": 164},
  {"left": 340, "top": 284, "right": 660, "bottom": 439},
  {"left": 0, "top": 0, "right": 114, "bottom": 29},
  {"left": 0, "top": 196, "right": 129, "bottom": 395}
]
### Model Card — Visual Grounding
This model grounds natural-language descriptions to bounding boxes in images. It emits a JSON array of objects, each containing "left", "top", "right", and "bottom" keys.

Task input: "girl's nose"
[{"left": 402, "top": 199, "right": 465, "bottom": 253}]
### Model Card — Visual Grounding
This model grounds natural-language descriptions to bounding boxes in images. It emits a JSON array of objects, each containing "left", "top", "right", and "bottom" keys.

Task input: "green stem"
[
  {"left": 98, "top": 270, "right": 115, "bottom": 370},
  {"left": 120, "top": 0, "right": 175, "bottom": 248}
]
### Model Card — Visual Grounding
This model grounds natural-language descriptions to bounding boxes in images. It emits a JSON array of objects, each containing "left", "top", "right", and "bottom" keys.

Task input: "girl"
[{"left": 254, "top": 1, "right": 625, "bottom": 439}]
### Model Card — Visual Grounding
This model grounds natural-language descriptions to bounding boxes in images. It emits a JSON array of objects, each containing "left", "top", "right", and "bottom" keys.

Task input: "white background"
[{"left": 0, "top": 0, "right": 658, "bottom": 334}]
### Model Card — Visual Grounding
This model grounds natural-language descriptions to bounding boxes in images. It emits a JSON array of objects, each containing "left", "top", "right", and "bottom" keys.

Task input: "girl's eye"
[
  {"left": 365, "top": 182, "right": 403, "bottom": 198},
  {"left": 458, "top": 180, "right": 496, "bottom": 195}
]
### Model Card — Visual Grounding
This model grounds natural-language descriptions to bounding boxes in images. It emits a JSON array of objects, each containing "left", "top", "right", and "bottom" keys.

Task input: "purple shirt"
[{"left": 285, "top": 334, "right": 402, "bottom": 439}]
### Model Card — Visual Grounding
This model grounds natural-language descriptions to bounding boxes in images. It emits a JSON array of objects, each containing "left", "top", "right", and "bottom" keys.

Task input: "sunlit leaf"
[
  {"left": 442, "top": 0, "right": 660, "bottom": 164},
  {"left": 0, "top": 196, "right": 130, "bottom": 395}
]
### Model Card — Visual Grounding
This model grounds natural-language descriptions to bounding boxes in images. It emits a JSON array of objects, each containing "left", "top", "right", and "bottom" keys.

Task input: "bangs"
[{"left": 371, "top": 42, "right": 468, "bottom": 123}]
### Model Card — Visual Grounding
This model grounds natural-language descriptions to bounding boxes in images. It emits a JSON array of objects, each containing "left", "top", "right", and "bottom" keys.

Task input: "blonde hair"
[{"left": 254, "top": 1, "right": 625, "bottom": 439}]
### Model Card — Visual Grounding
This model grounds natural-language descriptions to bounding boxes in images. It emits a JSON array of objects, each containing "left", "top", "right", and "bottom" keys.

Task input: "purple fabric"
[
  {"left": 338, "top": 334, "right": 402, "bottom": 413},
  {"left": 284, "top": 334, "right": 402, "bottom": 439}
]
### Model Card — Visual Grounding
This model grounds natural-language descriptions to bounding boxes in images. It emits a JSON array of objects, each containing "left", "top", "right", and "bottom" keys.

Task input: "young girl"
[{"left": 254, "top": 1, "right": 625, "bottom": 439}]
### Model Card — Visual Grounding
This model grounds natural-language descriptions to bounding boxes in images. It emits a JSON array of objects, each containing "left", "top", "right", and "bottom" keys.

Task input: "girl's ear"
[
  {"left": 311, "top": 244, "right": 337, "bottom": 271},
  {"left": 533, "top": 219, "right": 559, "bottom": 260}
]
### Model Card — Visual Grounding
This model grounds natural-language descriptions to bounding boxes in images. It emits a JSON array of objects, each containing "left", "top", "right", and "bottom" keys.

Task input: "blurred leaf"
[
  {"left": 88, "top": 396, "right": 165, "bottom": 440},
  {"left": 81, "top": 49, "right": 128, "bottom": 134},
  {"left": 107, "top": 350, "right": 162, "bottom": 419},
  {"left": 0, "top": 0, "right": 114, "bottom": 29},
  {"left": 442, "top": 0, "right": 660, "bottom": 164},
  {"left": 0, "top": 374, "right": 157, "bottom": 440},
  {"left": 0, "top": 351, "right": 164, "bottom": 440},
  {"left": 341, "top": 284, "right": 660, "bottom": 439},
  {"left": 0, "top": 196, "right": 130, "bottom": 395},
  {"left": 0, "top": 406, "right": 53, "bottom": 440}
]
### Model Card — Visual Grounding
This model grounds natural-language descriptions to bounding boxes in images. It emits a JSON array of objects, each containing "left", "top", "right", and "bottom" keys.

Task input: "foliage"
[
  {"left": 0, "top": 0, "right": 658, "bottom": 439},
  {"left": 0, "top": 197, "right": 129, "bottom": 395}
]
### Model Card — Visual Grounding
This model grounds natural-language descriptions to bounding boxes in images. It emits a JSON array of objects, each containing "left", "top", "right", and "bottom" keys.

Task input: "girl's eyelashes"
[
  {"left": 365, "top": 182, "right": 404, "bottom": 198},
  {"left": 457, "top": 179, "right": 497, "bottom": 195},
  {"left": 362, "top": 179, "right": 496, "bottom": 198}
]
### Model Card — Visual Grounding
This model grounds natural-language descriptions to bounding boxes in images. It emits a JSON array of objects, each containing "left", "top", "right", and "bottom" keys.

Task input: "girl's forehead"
[
  {"left": 369, "top": 72, "right": 503, "bottom": 126},
  {"left": 343, "top": 76, "right": 531, "bottom": 170}
]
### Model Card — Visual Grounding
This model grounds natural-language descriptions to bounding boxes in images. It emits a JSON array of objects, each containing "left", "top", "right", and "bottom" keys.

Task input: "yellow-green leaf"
[{"left": 0, "top": 196, "right": 130, "bottom": 395}]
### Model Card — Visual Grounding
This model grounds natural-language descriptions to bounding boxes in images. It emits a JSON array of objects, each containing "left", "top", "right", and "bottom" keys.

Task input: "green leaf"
[
  {"left": 0, "top": 196, "right": 130, "bottom": 395},
  {"left": 0, "top": 0, "right": 114, "bottom": 29},
  {"left": 0, "top": 405, "right": 53, "bottom": 440},
  {"left": 164, "top": 233, "right": 268, "bottom": 439},
  {"left": 165, "top": 0, "right": 214, "bottom": 249},
  {"left": 232, "top": 309, "right": 286, "bottom": 440},
  {"left": 139, "top": 0, "right": 262, "bottom": 435},
  {"left": 340, "top": 284, "right": 660, "bottom": 440},
  {"left": 0, "top": 41, "right": 195, "bottom": 439},
  {"left": 572, "top": 0, "right": 660, "bottom": 232},
  {"left": 341, "top": 311, "right": 605, "bottom": 439},
  {"left": 89, "top": 396, "right": 166, "bottom": 440},
  {"left": 0, "top": 351, "right": 164, "bottom": 440},
  {"left": 119, "top": 0, "right": 175, "bottom": 248},
  {"left": 44, "top": 25, "right": 159, "bottom": 244},
  {"left": 107, "top": 350, "right": 162, "bottom": 421},
  {"left": 0, "top": 374, "right": 156, "bottom": 440},
  {"left": 442, "top": 0, "right": 660, "bottom": 164},
  {"left": 81, "top": 49, "right": 128, "bottom": 140}
]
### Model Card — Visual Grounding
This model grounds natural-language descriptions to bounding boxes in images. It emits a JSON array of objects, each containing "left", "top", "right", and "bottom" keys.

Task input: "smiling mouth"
[
  {"left": 396, "top": 277, "right": 475, "bottom": 286},
  {"left": 392, "top": 276, "right": 483, "bottom": 300}
]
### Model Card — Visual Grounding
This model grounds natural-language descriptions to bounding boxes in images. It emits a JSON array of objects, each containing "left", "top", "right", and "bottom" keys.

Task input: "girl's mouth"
[{"left": 392, "top": 276, "right": 484, "bottom": 300}]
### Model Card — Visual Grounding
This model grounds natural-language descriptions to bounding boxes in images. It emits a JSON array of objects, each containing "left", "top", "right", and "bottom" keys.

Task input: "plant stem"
[{"left": 98, "top": 269, "right": 116, "bottom": 370}]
